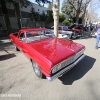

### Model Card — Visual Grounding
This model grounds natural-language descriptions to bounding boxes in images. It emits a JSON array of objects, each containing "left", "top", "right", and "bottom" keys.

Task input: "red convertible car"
[
  {"left": 68, "top": 24, "right": 83, "bottom": 36},
  {"left": 10, "top": 28, "right": 85, "bottom": 81}
]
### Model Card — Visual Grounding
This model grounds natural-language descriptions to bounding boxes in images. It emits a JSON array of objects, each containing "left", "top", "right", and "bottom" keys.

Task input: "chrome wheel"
[
  {"left": 71, "top": 33, "right": 76, "bottom": 39},
  {"left": 67, "top": 34, "right": 70, "bottom": 39},
  {"left": 32, "top": 60, "right": 45, "bottom": 78}
]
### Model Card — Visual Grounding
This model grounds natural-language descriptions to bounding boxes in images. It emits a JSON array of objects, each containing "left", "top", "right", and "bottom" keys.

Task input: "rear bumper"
[{"left": 46, "top": 54, "right": 85, "bottom": 81}]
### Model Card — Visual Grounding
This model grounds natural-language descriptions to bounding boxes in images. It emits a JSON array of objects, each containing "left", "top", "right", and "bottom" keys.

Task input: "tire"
[
  {"left": 71, "top": 33, "right": 76, "bottom": 39},
  {"left": 66, "top": 34, "right": 71, "bottom": 39},
  {"left": 32, "top": 60, "right": 45, "bottom": 78}
]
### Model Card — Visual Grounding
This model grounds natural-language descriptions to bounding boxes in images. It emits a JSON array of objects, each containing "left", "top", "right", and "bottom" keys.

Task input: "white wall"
[{"left": 21, "top": 3, "right": 49, "bottom": 14}]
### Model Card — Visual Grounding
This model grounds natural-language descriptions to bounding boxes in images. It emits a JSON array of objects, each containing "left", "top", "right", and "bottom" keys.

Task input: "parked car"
[
  {"left": 68, "top": 24, "right": 83, "bottom": 35},
  {"left": 10, "top": 28, "right": 85, "bottom": 81},
  {"left": 51, "top": 26, "right": 79, "bottom": 39}
]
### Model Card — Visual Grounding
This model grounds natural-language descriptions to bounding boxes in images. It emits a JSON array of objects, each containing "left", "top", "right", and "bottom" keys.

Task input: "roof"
[{"left": 20, "top": 28, "right": 48, "bottom": 32}]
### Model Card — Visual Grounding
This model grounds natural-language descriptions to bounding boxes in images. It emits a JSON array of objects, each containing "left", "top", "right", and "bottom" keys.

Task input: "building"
[{"left": 0, "top": 0, "right": 49, "bottom": 32}]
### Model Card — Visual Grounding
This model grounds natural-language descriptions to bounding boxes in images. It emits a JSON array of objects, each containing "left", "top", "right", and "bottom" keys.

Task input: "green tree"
[
  {"left": 40, "top": 11, "right": 48, "bottom": 27},
  {"left": 48, "top": 2, "right": 52, "bottom": 10},
  {"left": 63, "top": 19, "right": 70, "bottom": 25},
  {"left": 61, "top": 1, "right": 75, "bottom": 23},
  {"left": 61, "top": 0, "right": 92, "bottom": 24},
  {"left": 59, "top": 13, "right": 65, "bottom": 23},
  {"left": 30, "top": 7, "right": 40, "bottom": 27},
  {"left": 46, "top": 10, "right": 53, "bottom": 24},
  {"left": 35, "top": 0, "right": 51, "bottom": 6}
]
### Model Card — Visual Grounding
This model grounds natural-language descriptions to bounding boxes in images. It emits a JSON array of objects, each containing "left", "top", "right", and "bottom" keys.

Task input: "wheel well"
[{"left": 30, "top": 59, "right": 32, "bottom": 62}]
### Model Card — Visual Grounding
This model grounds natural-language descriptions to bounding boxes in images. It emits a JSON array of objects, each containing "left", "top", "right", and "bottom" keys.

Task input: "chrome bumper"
[{"left": 46, "top": 54, "right": 85, "bottom": 81}]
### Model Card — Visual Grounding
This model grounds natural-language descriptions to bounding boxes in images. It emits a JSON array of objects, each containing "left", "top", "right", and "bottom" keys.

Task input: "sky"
[
  {"left": 29, "top": 0, "right": 100, "bottom": 19},
  {"left": 29, "top": 0, "right": 64, "bottom": 9}
]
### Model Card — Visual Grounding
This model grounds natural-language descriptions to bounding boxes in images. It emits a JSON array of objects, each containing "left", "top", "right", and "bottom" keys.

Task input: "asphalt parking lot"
[{"left": 0, "top": 34, "right": 100, "bottom": 100}]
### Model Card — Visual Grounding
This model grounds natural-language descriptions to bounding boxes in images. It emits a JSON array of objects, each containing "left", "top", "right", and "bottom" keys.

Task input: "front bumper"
[{"left": 46, "top": 54, "right": 85, "bottom": 81}]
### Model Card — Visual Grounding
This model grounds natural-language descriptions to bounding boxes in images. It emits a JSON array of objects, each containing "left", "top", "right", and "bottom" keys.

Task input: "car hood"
[{"left": 28, "top": 38, "right": 85, "bottom": 65}]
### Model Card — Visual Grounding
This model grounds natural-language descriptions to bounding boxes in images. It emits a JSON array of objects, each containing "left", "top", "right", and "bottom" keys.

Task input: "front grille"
[
  {"left": 60, "top": 56, "right": 74, "bottom": 68},
  {"left": 51, "top": 48, "right": 85, "bottom": 74},
  {"left": 74, "top": 49, "right": 85, "bottom": 61}
]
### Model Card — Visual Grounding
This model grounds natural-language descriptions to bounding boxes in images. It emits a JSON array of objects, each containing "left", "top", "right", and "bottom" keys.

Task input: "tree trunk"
[
  {"left": 82, "top": 5, "right": 87, "bottom": 24},
  {"left": 52, "top": 0, "right": 59, "bottom": 37},
  {"left": 76, "top": 10, "right": 80, "bottom": 23},
  {"left": 14, "top": 2, "right": 22, "bottom": 29},
  {"left": 76, "top": 0, "right": 83, "bottom": 23}
]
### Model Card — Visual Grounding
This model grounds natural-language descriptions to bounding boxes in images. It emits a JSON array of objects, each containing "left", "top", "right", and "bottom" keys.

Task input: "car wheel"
[
  {"left": 32, "top": 60, "right": 45, "bottom": 78},
  {"left": 71, "top": 33, "right": 76, "bottom": 39},
  {"left": 66, "top": 34, "right": 71, "bottom": 39}
]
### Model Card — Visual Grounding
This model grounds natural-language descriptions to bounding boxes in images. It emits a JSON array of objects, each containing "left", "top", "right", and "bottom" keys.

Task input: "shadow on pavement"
[
  {"left": 0, "top": 53, "right": 16, "bottom": 61},
  {"left": 59, "top": 55, "right": 96, "bottom": 85},
  {"left": 0, "top": 41, "right": 12, "bottom": 47},
  {"left": 0, "top": 37, "right": 13, "bottom": 52}
]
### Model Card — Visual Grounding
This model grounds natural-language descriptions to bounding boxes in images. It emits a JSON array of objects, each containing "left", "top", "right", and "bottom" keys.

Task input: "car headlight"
[{"left": 52, "top": 63, "right": 62, "bottom": 74}]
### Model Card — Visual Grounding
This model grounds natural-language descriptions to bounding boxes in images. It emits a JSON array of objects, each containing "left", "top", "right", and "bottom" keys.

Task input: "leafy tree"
[
  {"left": 62, "top": 19, "right": 70, "bottom": 25},
  {"left": 40, "top": 11, "right": 48, "bottom": 27},
  {"left": 46, "top": 10, "right": 53, "bottom": 23},
  {"left": 30, "top": 7, "right": 40, "bottom": 27},
  {"left": 30, "top": 7, "right": 53, "bottom": 28},
  {"left": 59, "top": 13, "right": 65, "bottom": 23},
  {"left": 61, "top": 0, "right": 91, "bottom": 24},
  {"left": 35, "top": 0, "right": 51, "bottom": 6},
  {"left": 61, "top": 1, "right": 76, "bottom": 23},
  {"left": 47, "top": 2, "right": 52, "bottom": 10}
]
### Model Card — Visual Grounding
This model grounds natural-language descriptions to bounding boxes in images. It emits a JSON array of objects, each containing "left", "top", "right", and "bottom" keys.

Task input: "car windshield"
[
  {"left": 26, "top": 29, "right": 55, "bottom": 42},
  {"left": 63, "top": 26, "right": 68, "bottom": 31}
]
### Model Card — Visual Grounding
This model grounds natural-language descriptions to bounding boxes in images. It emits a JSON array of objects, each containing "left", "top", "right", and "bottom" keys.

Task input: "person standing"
[{"left": 95, "top": 23, "right": 100, "bottom": 49}]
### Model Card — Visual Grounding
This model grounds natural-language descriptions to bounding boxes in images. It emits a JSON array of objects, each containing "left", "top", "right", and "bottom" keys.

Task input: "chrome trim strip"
[
  {"left": 46, "top": 54, "right": 85, "bottom": 81},
  {"left": 51, "top": 48, "right": 85, "bottom": 74}
]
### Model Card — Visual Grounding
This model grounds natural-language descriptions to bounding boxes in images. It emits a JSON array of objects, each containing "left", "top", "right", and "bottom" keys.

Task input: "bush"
[{"left": 63, "top": 19, "right": 70, "bottom": 25}]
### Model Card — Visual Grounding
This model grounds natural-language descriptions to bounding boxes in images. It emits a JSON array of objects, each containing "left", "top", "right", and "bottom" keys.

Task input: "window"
[
  {"left": 21, "top": 11, "right": 30, "bottom": 18},
  {"left": 19, "top": 32, "right": 25, "bottom": 42},
  {"left": 7, "top": 9, "right": 15, "bottom": 17},
  {"left": 19, "top": 32, "right": 24, "bottom": 38}
]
